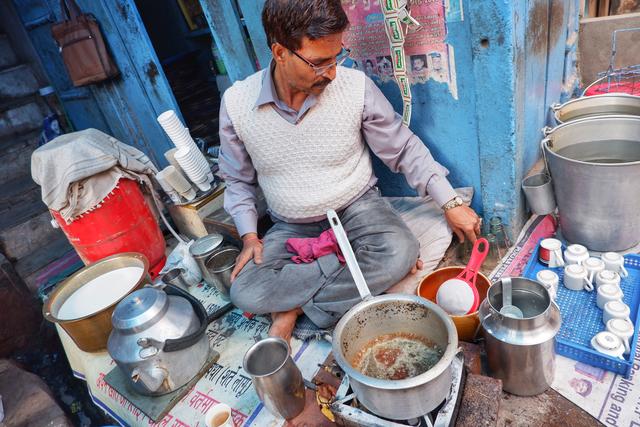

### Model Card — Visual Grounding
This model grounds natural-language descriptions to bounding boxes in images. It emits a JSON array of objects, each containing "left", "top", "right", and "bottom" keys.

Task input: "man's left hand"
[{"left": 444, "top": 205, "right": 482, "bottom": 243}]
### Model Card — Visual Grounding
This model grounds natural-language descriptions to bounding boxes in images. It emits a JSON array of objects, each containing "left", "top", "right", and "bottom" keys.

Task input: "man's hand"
[
  {"left": 230, "top": 233, "right": 263, "bottom": 281},
  {"left": 411, "top": 258, "right": 424, "bottom": 274},
  {"left": 444, "top": 205, "right": 482, "bottom": 243}
]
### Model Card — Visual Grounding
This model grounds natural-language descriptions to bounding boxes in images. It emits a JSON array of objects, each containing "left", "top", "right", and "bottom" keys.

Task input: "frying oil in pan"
[{"left": 351, "top": 332, "right": 443, "bottom": 380}]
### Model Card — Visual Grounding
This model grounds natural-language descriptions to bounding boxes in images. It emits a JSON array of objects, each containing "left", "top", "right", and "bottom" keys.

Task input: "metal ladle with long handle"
[
  {"left": 500, "top": 277, "right": 524, "bottom": 318},
  {"left": 327, "top": 210, "right": 372, "bottom": 301}
]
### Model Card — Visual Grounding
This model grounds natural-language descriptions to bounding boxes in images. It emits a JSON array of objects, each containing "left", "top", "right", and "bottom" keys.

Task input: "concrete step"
[
  {"left": 0, "top": 34, "right": 17, "bottom": 70},
  {"left": 0, "top": 176, "right": 42, "bottom": 217},
  {"left": 0, "top": 210, "right": 64, "bottom": 261},
  {"left": 0, "top": 130, "right": 40, "bottom": 186},
  {"left": 0, "top": 64, "right": 39, "bottom": 99},
  {"left": 0, "top": 100, "right": 45, "bottom": 138},
  {"left": 15, "top": 234, "right": 73, "bottom": 279}
]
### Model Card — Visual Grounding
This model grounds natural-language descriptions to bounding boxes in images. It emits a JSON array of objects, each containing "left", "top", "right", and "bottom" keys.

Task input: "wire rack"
[{"left": 583, "top": 28, "right": 640, "bottom": 96}]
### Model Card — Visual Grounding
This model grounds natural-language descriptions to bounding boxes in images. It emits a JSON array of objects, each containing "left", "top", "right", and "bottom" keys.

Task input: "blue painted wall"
[{"left": 372, "top": 6, "right": 483, "bottom": 214}]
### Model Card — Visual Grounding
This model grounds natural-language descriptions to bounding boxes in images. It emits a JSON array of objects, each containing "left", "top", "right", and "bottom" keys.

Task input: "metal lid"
[
  {"left": 112, "top": 287, "right": 168, "bottom": 330},
  {"left": 190, "top": 233, "right": 224, "bottom": 257}
]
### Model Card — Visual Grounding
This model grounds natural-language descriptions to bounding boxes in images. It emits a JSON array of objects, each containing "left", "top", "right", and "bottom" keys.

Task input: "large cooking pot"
[
  {"left": 43, "top": 253, "right": 149, "bottom": 352},
  {"left": 552, "top": 93, "right": 640, "bottom": 124},
  {"left": 543, "top": 115, "right": 640, "bottom": 251},
  {"left": 328, "top": 210, "right": 458, "bottom": 420}
]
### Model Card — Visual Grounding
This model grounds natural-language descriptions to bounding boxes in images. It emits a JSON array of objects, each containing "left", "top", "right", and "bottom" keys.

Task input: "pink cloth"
[{"left": 286, "top": 229, "right": 346, "bottom": 264}]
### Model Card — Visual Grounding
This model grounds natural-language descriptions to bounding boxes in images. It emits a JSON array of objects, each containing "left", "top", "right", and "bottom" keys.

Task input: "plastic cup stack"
[
  {"left": 154, "top": 171, "right": 182, "bottom": 204},
  {"left": 175, "top": 147, "right": 211, "bottom": 192},
  {"left": 157, "top": 166, "right": 196, "bottom": 201},
  {"left": 164, "top": 148, "right": 184, "bottom": 176},
  {"left": 157, "top": 110, "right": 213, "bottom": 187}
]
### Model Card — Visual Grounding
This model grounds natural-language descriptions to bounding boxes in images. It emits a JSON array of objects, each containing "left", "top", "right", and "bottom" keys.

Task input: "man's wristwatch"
[{"left": 441, "top": 196, "right": 464, "bottom": 211}]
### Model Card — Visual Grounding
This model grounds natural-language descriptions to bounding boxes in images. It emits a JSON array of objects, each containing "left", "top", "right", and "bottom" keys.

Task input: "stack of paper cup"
[
  {"left": 157, "top": 110, "right": 213, "bottom": 186},
  {"left": 164, "top": 148, "right": 184, "bottom": 175},
  {"left": 157, "top": 110, "right": 190, "bottom": 146},
  {"left": 155, "top": 172, "right": 182, "bottom": 204},
  {"left": 175, "top": 147, "right": 211, "bottom": 191},
  {"left": 157, "top": 166, "right": 196, "bottom": 201}
]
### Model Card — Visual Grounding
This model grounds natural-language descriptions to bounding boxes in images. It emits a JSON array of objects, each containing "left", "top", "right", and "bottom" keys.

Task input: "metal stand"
[{"left": 329, "top": 351, "right": 466, "bottom": 427}]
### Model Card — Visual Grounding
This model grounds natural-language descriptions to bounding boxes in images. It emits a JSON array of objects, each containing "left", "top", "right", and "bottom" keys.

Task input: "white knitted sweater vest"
[{"left": 224, "top": 66, "right": 372, "bottom": 220}]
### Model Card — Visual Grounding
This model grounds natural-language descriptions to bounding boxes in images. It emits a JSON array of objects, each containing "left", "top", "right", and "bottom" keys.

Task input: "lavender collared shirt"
[{"left": 218, "top": 65, "right": 458, "bottom": 237}]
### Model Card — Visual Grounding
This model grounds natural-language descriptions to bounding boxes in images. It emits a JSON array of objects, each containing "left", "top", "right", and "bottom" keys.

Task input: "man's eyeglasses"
[{"left": 289, "top": 47, "right": 352, "bottom": 76}]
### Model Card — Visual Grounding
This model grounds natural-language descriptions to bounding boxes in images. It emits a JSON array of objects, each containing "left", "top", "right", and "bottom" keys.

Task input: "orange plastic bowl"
[{"left": 417, "top": 267, "right": 492, "bottom": 342}]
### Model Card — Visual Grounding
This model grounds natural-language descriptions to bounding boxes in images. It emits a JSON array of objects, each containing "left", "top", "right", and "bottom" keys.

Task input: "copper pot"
[
  {"left": 43, "top": 253, "right": 150, "bottom": 352},
  {"left": 417, "top": 266, "right": 492, "bottom": 342}
]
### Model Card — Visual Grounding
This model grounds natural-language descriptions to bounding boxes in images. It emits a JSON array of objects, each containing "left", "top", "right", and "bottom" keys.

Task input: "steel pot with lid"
[
  {"left": 328, "top": 210, "right": 459, "bottom": 420},
  {"left": 108, "top": 284, "right": 220, "bottom": 396},
  {"left": 551, "top": 93, "right": 640, "bottom": 124},
  {"left": 479, "top": 277, "right": 561, "bottom": 396}
]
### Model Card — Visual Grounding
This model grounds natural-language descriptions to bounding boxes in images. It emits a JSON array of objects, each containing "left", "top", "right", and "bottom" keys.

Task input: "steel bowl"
[
  {"left": 43, "top": 252, "right": 149, "bottom": 352},
  {"left": 332, "top": 294, "right": 458, "bottom": 420}
]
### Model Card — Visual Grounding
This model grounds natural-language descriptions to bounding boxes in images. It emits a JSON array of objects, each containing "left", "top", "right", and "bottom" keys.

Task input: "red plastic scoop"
[{"left": 436, "top": 238, "right": 489, "bottom": 315}]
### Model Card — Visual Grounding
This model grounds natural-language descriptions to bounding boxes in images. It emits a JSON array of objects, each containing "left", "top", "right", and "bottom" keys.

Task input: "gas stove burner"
[{"left": 329, "top": 351, "right": 465, "bottom": 427}]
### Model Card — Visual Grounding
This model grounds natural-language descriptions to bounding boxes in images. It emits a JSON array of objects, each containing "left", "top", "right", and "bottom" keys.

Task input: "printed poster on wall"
[{"left": 341, "top": 0, "right": 459, "bottom": 98}]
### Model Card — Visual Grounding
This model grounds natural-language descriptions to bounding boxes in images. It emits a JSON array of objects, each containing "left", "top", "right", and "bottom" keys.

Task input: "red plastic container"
[{"left": 51, "top": 179, "right": 166, "bottom": 277}]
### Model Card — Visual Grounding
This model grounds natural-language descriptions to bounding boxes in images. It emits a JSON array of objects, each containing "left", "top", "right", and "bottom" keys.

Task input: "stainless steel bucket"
[
  {"left": 479, "top": 277, "right": 561, "bottom": 396},
  {"left": 552, "top": 94, "right": 640, "bottom": 124},
  {"left": 543, "top": 115, "right": 640, "bottom": 251}
]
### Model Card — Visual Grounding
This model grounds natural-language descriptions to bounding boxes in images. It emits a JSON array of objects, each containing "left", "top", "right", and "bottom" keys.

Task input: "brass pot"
[{"left": 43, "top": 252, "right": 150, "bottom": 352}]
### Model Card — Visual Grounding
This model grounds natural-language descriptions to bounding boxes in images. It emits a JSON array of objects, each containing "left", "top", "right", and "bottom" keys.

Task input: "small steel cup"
[
  {"left": 205, "top": 247, "right": 239, "bottom": 298},
  {"left": 161, "top": 268, "right": 190, "bottom": 290},
  {"left": 243, "top": 337, "right": 305, "bottom": 419},
  {"left": 522, "top": 173, "right": 556, "bottom": 215}
]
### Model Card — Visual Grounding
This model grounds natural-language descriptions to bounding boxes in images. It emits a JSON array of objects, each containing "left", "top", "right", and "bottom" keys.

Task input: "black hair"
[{"left": 262, "top": 0, "right": 349, "bottom": 51}]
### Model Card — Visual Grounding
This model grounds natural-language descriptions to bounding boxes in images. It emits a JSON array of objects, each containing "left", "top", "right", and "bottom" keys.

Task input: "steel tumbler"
[{"left": 243, "top": 337, "right": 305, "bottom": 419}]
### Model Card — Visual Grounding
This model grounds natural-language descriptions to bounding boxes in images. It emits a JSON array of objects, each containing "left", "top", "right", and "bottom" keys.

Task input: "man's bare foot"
[{"left": 269, "top": 308, "right": 303, "bottom": 343}]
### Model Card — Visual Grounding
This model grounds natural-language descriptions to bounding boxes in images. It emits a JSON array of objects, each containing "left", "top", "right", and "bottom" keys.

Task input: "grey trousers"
[{"left": 230, "top": 189, "right": 420, "bottom": 328}]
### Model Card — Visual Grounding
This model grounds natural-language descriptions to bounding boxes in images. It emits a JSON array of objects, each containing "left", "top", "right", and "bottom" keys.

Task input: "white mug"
[
  {"left": 583, "top": 257, "right": 606, "bottom": 285},
  {"left": 536, "top": 269, "right": 559, "bottom": 300},
  {"left": 603, "top": 300, "right": 632, "bottom": 325},
  {"left": 540, "top": 238, "right": 565, "bottom": 267},
  {"left": 563, "top": 264, "right": 593, "bottom": 292},
  {"left": 591, "top": 331, "right": 626, "bottom": 360},
  {"left": 205, "top": 403, "right": 236, "bottom": 427},
  {"left": 601, "top": 252, "right": 629, "bottom": 278},
  {"left": 564, "top": 244, "right": 589, "bottom": 266},
  {"left": 595, "top": 270, "right": 621, "bottom": 289},
  {"left": 606, "top": 318, "right": 634, "bottom": 355},
  {"left": 596, "top": 284, "right": 624, "bottom": 310}
]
